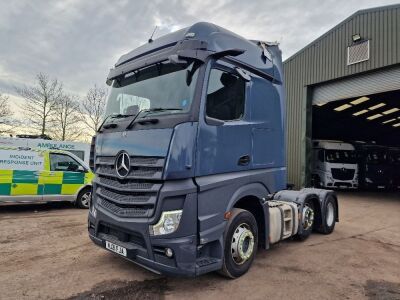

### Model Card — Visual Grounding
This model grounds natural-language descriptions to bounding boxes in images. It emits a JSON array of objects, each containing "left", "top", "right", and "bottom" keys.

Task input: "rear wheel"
[
  {"left": 76, "top": 187, "right": 91, "bottom": 209},
  {"left": 320, "top": 196, "right": 336, "bottom": 234},
  {"left": 219, "top": 208, "right": 258, "bottom": 279}
]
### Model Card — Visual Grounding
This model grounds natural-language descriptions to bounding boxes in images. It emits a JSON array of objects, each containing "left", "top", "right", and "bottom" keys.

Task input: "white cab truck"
[{"left": 312, "top": 140, "right": 358, "bottom": 189}]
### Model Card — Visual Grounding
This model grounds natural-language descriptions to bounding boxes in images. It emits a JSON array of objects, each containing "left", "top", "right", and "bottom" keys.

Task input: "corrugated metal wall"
[{"left": 283, "top": 5, "right": 400, "bottom": 188}]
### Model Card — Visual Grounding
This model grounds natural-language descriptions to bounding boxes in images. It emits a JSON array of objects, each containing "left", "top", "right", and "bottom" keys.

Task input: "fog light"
[{"left": 165, "top": 248, "right": 174, "bottom": 258}]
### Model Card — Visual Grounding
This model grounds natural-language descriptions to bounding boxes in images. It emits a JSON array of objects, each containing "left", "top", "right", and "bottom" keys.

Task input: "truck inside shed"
[{"left": 311, "top": 89, "right": 400, "bottom": 190}]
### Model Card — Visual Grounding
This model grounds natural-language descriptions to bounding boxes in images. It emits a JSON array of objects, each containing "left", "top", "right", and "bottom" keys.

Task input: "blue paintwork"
[
  {"left": 97, "top": 129, "right": 173, "bottom": 157},
  {"left": 163, "top": 122, "right": 198, "bottom": 179},
  {"left": 115, "top": 22, "right": 278, "bottom": 82}
]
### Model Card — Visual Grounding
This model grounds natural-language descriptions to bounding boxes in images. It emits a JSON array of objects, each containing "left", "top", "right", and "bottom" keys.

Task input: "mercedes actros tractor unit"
[{"left": 88, "top": 22, "right": 339, "bottom": 278}]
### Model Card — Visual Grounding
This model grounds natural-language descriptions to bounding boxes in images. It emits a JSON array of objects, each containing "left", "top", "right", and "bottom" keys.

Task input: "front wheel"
[
  {"left": 76, "top": 187, "right": 91, "bottom": 209},
  {"left": 219, "top": 208, "right": 258, "bottom": 279}
]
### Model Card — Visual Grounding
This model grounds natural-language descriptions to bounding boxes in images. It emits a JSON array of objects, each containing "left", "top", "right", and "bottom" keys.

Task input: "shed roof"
[{"left": 284, "top": 4, "right": 400, "bottom": 63}]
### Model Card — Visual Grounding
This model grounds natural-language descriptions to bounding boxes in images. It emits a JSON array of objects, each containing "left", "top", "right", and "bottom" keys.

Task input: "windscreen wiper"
[
  {"left": 98, "top": 113, "right": 136, "bottom": 132},
  {"left": 126, "top": 108, "right": 183, "bottom": 130}
]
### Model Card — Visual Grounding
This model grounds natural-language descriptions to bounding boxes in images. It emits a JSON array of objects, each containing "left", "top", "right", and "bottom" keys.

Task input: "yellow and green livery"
[{"left": 0, "top": 147, "right": 94, "bottom": 208}]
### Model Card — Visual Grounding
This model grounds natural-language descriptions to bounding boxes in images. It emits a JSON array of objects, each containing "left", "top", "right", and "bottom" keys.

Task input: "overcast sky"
[{"left": 1, "top": 0, "right": 399, "bottom": 104}]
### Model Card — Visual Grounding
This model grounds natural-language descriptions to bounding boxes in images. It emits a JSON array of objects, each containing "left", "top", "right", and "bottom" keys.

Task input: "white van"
[
  {"left": 0, "top": 137, "right": 90, "bottom": 165},
  {"left": 312, "top": 140, "right": 358, "bottom": 189},
  {"left": 0, "top": 147, "right": 94, "bottom": 207}
]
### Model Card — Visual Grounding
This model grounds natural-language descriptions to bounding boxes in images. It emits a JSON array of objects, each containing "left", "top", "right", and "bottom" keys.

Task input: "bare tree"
[
  {"left": 51, "top": 94, "right": 82, "bottom": 141},
  {"left": 81, "top": 85, "right": 107, "bottom": 134},
  {"left": 15, "top": 73, "right": 63, "bottom": 136},
  {"left": 0, "top": 93, "right": 14, "bottom": 134}
]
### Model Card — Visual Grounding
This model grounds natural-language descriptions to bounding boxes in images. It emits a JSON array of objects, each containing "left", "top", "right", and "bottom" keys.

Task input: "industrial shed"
[{"left": 284, "top": 4, "right": 400, "bottom": 188}]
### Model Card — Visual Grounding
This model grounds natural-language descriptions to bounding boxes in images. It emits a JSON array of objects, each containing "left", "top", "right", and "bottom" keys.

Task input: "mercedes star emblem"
[{"left": 115, "top": 151, "right": 130, "bottom": 178}]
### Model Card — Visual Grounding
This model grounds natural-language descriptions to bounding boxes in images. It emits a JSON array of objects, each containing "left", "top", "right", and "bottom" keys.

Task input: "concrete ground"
[{"left": 0, "top": 192, "right": 399, "bottom": 300}]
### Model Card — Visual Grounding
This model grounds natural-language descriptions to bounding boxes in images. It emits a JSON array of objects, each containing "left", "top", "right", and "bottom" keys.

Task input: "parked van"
[
  {"left": 0, "top": 147, "right": 94, "bottom": 207},
  {"left": 0, "top": 136, "right": 91, "bottom": 165},
  {"left": 312, "top": 140, "right": 358, "bottom": 189}
]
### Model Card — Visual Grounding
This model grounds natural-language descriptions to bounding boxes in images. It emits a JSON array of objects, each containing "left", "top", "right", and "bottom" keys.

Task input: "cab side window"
[
  {"left": 206, "top": 68, "right": 245, "bottom": 121},
  {"left": 50, "top": 153, "right": 81, "bottom": 172}
]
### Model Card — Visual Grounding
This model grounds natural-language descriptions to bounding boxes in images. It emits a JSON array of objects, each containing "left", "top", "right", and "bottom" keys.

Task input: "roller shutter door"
[{"left": 312, "top": 65, "right": 400, "bottom": 105}]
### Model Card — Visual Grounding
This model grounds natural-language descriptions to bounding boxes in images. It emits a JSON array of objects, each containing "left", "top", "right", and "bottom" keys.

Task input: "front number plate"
[{"left": 106, "top": 241, "right": 127, "bottom": 257}]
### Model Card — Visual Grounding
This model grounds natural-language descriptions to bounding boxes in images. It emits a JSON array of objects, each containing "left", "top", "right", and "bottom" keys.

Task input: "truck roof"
[
  {"left": 111, "top": 22, "right": 283, "bottom": 83},
  {"left": 313, "top": 140, "right": 355, "bottom": 151}
]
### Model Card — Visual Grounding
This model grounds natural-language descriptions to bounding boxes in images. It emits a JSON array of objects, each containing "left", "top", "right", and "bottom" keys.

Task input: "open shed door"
[{"left": 312, "top": 66, "right": 400, "bottom": 106}]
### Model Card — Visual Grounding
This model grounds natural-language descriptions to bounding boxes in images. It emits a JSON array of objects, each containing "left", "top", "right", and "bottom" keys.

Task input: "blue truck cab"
[{"left": 88, "top": 22, "right": 338, "bottom": 278}]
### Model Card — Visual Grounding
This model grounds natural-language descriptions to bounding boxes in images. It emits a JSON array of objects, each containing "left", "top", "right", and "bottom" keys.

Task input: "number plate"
[{"left": 105, "top": 241, "right": 127, "bottom": 257}]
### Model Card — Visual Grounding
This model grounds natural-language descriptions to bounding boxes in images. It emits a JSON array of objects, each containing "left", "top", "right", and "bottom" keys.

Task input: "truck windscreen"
[
  {"left": 325, "top": 150, "right": 357, "bottom": 164},
  {"left": 366, "top": 151, "right": 388, "bottom": 164},
  {"left": 105, "top": 61, "right": 200, "bottom": 117}
]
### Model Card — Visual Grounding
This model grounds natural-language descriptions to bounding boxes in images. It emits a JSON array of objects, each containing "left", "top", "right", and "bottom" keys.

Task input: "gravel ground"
[{"left": 0, "top": 191, "right": 399, "bottom": 300}]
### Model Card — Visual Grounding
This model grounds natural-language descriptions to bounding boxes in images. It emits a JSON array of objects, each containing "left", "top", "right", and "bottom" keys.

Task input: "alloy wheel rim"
[
  {"left": 81, "top": 192, "right": 91, "bottom": 207},
  {"left": 231, "top": 223, "right": 255, "bottom": 265},
  {"left": 302, "top": 205, "right": 314, "bottom": 230}
]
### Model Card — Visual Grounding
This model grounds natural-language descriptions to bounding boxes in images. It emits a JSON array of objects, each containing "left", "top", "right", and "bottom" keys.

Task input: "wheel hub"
[
  {"left": 81, "top": 192, "right": 91, "bottom": 207},
  {"left": 302, "top": 205, "right": 314, "bottom": 230},
  {"left": 231, "top": 223, "right": 254, "bottom": 265}
]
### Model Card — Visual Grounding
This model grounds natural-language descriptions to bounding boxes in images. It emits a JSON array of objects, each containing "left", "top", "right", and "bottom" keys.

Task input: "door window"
[
  {"left": 49, "top": 153, "right": 82, "bottom": 172},
  {"left": 206, "top": 68, "right": 246, "bottom": 121}
]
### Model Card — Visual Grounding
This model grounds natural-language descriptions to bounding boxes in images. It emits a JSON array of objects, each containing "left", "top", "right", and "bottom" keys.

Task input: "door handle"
[{"left": 238, "top": 155, "right": 251, "bottom": 166}]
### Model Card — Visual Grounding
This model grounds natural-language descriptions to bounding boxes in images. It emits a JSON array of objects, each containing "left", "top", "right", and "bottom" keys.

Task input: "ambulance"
[
  {"left": 0, "top": 136, "right": 91, "bottom": 165},
  {"left": 0, "top": 146, "right": 94, "bottom": 207}
]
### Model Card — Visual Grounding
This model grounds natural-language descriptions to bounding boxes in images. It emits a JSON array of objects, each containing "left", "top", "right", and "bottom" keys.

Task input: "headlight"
[{"left": 150, "top": 210, "right": 182, "bottom": 236}]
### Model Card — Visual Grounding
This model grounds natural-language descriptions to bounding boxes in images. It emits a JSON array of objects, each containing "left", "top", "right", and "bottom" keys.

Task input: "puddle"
[
  {"left": 65, "top": 278, "right": 168, "bottom": 300},
  {"left": 365, "top": 280, "right": 400, "bottom": 300}
]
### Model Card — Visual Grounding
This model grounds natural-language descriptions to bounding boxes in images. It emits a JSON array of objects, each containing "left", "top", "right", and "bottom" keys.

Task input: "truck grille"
[
  {"left": 94, "top": 155, "right": 164, "bottom": 218},
  {"left": 331, "top": 168, "right": 355, "bottom": 181}
]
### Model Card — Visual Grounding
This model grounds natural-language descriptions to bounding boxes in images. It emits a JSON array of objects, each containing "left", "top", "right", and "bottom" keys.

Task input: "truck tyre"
[
  {"left": 76, "top": 187, "right": 91, "bottom": 209},
  {"left": 295, "top": 200, "right": 314, "bottom": 241},
  {"left": 320, "top": 195, "right": 336, "bottom": 234},
  {"left": 219, "top": 208, "right": 258, "bottom": 279}
]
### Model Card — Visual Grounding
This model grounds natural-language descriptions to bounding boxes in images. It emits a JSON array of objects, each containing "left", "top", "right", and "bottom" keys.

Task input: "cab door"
[
  {"left": 43, "top": 152, "right": 86, "bottom": 198},
  {"left": 196, "top": 60, "right": 252, "bottom": 176}
]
